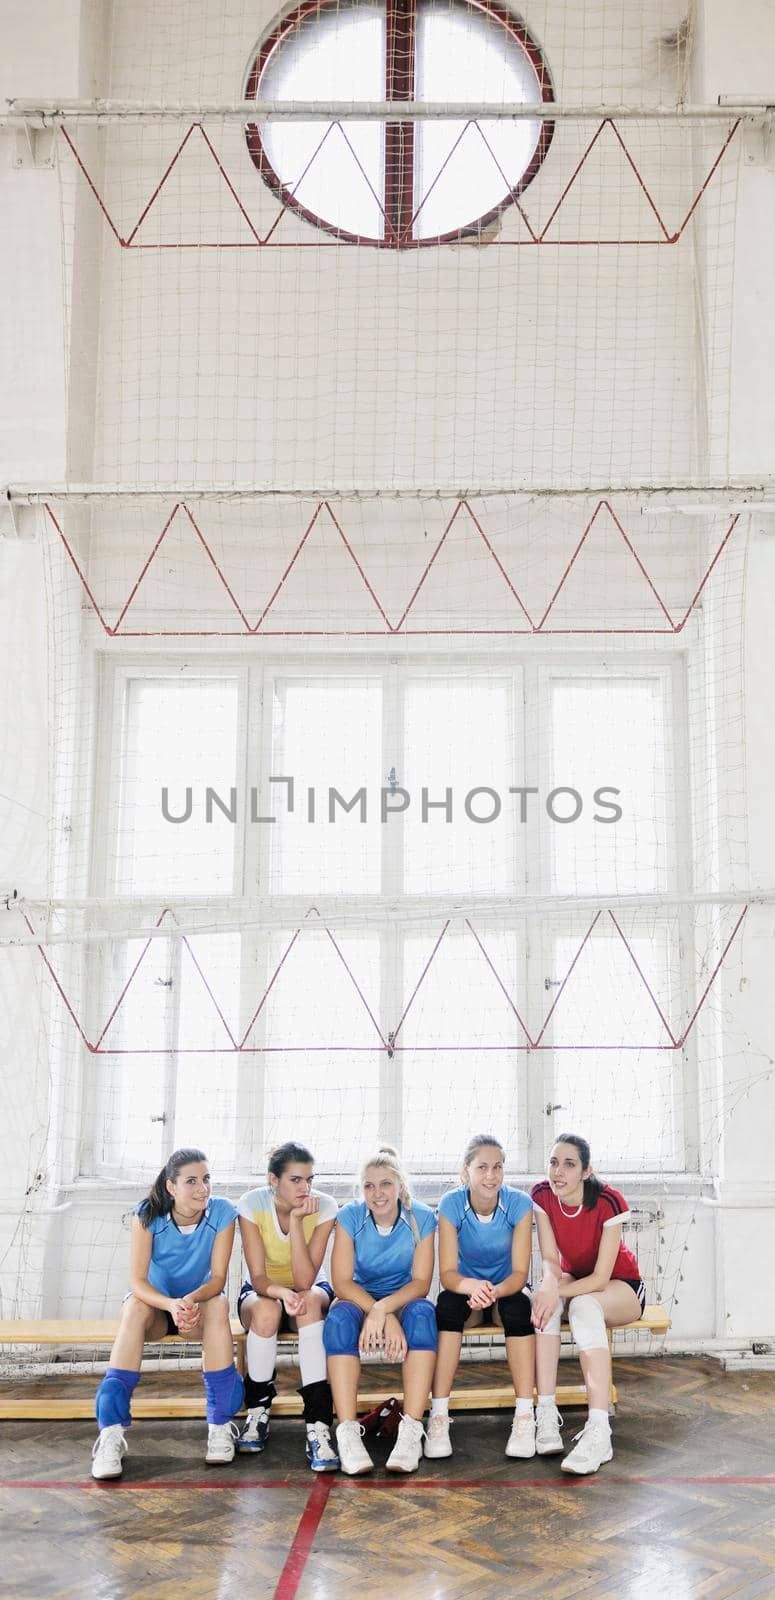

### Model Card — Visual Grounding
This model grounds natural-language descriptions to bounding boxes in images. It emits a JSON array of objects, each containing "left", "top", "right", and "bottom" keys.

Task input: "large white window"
[{"left": 86, "top": 653, "right": 691, "bottom": 1177}]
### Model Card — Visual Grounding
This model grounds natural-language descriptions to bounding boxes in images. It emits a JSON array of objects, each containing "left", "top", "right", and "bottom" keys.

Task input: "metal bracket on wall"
[{"left": 6, "top": 125, "right": 55, "bottom": 169}]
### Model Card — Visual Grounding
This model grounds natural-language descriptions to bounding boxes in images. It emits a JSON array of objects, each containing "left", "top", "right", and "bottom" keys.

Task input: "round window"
[{"left": 245, "top": 0, "right": 553, "bottom": 246}]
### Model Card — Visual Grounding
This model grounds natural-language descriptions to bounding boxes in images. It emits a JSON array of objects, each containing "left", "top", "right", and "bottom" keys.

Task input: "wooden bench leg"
[{"left": 234, "top": 1333, "right": 247, "bottom": 1378}]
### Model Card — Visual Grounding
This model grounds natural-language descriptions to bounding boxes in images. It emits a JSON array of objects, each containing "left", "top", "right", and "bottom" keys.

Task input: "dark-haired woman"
[
  {"left": 236, "top": 1142, "right": 339, "bottom": 1471},
  {"left": 91, "top": 1149, "right": 242, "bottom": 1481},
  {"left": 427, "top": 1134, "right": 534, "bottom": 1461},
  {"left": 530, "top": 1134, "right": 646, "bottom": 1475}
]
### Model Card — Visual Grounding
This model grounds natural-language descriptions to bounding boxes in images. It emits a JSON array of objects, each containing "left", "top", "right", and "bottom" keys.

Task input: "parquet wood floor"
[{"left": 1, "top": 1358, "right": 773, "bottom": 1600}]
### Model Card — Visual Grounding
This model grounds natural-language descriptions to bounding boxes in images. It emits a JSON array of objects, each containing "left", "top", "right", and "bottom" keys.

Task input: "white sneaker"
[
  {"left": 561, "top": 1419, "right": 613, "bottom": 1475},
  {"left": 336, "top": 1420, "right": 374, "bottom": 1475},
  {"left": 535, "top": 1401, "right": 564, "bottom": 1455},
  {"left": 424, "top": 1414, "right": 453, "bottom": 1459},
  {"left": 206, "top": 1420, "right": 240, "bottom": 1465},
  {"left": 386, "top": 1415, "right": 425, "bottom": 1474},
  {"left": 505, "top": 1412, "right": 536, "bottom": 1459},
  {"left": 91, "top": 1424, "right": 127, "bottom": 1481}
]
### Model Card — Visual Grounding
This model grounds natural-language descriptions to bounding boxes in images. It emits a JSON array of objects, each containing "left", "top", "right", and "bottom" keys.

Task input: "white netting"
[{"left": 1, "top": 0, "right": 773, "bottom": 1350}]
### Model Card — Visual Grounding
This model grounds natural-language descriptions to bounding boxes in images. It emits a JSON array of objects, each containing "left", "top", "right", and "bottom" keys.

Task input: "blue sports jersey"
[
  {"left": 438, "top": 1185, "right": 532, "bottom": 1284},
  {"left": 135, "top": 1195, "right": 237, "bottom": 1298},
  {"left": 336, "top": 1199, "right": 437, "bottom": 1299}
]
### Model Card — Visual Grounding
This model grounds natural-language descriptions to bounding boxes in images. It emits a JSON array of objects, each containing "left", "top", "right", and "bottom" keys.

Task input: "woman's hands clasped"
[{"left": 359, "top": 1305, "right": 407, "bottom": 1362}]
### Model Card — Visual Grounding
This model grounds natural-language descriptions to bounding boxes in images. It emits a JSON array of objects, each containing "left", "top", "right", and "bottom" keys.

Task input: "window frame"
[{"left": 244, "top": 0, "right": 555, "bottom": 248}]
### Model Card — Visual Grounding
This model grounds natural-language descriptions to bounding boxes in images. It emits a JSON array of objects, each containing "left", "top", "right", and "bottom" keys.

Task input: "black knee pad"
[
  {"left": 498, "top": 1290, "right": 534, "bottom": 1338},
  {"left": 435, "top": 1290, "right": 471, "bottom": 1333}
]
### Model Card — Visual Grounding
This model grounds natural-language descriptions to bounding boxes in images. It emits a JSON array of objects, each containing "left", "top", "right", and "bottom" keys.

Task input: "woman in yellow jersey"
[{"left": 236, "top": 1141, "right": 339, "bottom": 1471}]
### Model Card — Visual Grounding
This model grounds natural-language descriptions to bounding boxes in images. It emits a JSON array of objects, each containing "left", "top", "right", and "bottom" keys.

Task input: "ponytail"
[
  {"left": 555, "top": 1132, "right": 603, "bottom": 1210},
  {"left": 137, "top": 1147, "right": 208, "bottom": 1227}
]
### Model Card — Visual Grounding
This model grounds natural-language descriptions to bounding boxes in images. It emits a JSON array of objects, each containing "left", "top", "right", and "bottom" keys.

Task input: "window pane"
[
  {"left": 415, "top": 2, "right": 543, "bottom": 238},
  {"left": 261, "top": 929, "right": 381, "bottom": 1166},
  {"left": 403, "top": 677, "right": 516, "bottom": 894},
  {"left": 116, "top": 678, "right": 240, "bottom": 896},
  {"left": 257, "top": 2, "right": 386, "bottom": 238},
  {"left": 269, "top": 678, "right": 382, "bottom": 893},
  {"left": 400, "top": 929, "right": 522, "bottom": 1163},
  {"left": 95, "top": 937, "right": 172, "bottom": 1169},
  {"left": 550, "top": 677, "right": 673, "bottom": 895},
  {"left": 548, "top": 924, "right": 680, "bottom": 1169},
  {"left": 174, "top": 933, "right": 241, "bottom": 1170}
]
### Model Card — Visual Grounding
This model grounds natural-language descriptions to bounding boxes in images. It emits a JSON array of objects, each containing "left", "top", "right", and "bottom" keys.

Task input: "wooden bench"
[{"left": 0, "top": 1305, "right": 669, "bottom": 1420}]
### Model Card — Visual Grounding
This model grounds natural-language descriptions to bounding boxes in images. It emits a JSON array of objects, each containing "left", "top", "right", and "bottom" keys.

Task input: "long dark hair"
[
  {"left": 268, "top": 1141, "right": 314, "bottom": 1180},
  {"left": 137, "top": 1148, "right": 208, "bottom": 1227},
  {"left": 554, "top": 1133, "right": 603, "bottom": 1210}
]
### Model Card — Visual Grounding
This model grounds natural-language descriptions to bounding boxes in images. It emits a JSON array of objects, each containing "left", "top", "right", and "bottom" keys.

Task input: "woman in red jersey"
[{"left": 530, "top": 1133, "right": 645, "bottom": 1476}]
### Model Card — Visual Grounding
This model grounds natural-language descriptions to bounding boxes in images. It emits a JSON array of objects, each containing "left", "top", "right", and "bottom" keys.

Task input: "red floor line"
[
  {"left": 273, "top": 1476, "right": 334, "bottom": 1600},
  {"left": 2, "top": 1473, "right": 774, "bottom": 1491}
]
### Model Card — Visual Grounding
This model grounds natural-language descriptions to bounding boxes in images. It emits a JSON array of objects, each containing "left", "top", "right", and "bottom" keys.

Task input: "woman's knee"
[
  {"left": 249, "top": 1298, "right": 282, "bottom": 1337},
  {"left": 296, "top": 1290, "right": 325, "bottom": 1327},
  {"left": 498, "top": 1290, "right": 534, "bottom": 1339},
  {"left": 567, "top": 1294, "right": 608, "bottom": 1352},
  {"left": 435, "top": 1290, "right": 469, "bottom": 1334},
  {"left": 403, "top": 1298, "right": 438, "bottom": 1352},
  {"left": 323, "top": 1301, "right": 363, "bottom": 1356},
  {"left": 121, "top": 1295, "right": 158, "bottom": 1333},
  {"left": 200, "top": 1295, "right": 230, "bottom": 1329}
]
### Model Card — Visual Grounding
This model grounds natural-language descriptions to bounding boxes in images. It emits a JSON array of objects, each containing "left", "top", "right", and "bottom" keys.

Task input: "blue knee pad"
[
  {"left": 203, "top": 1363, "right": 245, "bottom": 1425},
  {"left": 95, "top": 1367, "right": 140, "bottom": 1429},
  {"left": 402, "top": 1299, "right": 438, "bottom": 1352},
  {"left": 323, "top": 1300, "right": 364, "bottom": 1356}
]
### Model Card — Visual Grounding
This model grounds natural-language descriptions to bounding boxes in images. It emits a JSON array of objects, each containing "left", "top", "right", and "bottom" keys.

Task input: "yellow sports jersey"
[{"left": 237, "top": 1184, "right": 337, "bottom": 1289}]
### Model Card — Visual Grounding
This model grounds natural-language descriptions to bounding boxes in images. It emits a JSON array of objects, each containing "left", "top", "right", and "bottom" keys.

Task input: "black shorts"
[
  {"left": 436, "top": 1287, "right": 534, "bottom": 1338},
  {"left": 237, "top": 1279, "right": 333, "bottom": 1330},
  {"left": 621, "top": 1277, "right": 647, "bottom": 1314}
]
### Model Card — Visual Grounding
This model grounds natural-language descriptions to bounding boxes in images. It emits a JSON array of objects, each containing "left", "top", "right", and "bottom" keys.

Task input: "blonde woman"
[{"left": 324, "top": 1146, "right": 437, "bottom": 1475}]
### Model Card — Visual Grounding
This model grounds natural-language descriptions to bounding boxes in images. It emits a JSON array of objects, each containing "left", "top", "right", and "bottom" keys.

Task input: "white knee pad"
[
  {"left": 537, "top": 1303, "right": 563, "bottom": 1337},
  {"left": 567, "top": 1294, "right": 608, "bottom": 1352}
]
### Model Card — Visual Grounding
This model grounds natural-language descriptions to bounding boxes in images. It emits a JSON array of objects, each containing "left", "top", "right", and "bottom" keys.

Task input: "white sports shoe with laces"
[
  {"left": 505, "top": 1412, "right": 536, "bottom": 1459},
  {"left": 535, "top": 1401, "right": 564, "bottom": 1455},
  {"left": 206, "top": 1420, "right": 240, "bottom": 1465},
  {"left": 91, "top": 1424, "right": 128, "bottom": 1481},
  {"left": 561, "top": 1418, "right": 613, "bottom": 1475},
  {"left": 335, "top": 1420, "right": 374, "bottom": 1475},
  {"left": 386, "top": 1415, "right": 425, "bottom": 1473},
  {"left": 424, "top": 1414, "right": 453, "bottom": 1459}
]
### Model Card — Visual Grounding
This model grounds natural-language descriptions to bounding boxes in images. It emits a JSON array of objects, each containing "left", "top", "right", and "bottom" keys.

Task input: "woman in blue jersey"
[
  {"left": 324, "top": 1145, "right": 437, "bottom": 1476},
  {"left": 91, "top": 1148, "right": 243, "bottom": 1481},
  {"left": 426, "top": 1134, "right": 535, "bottom": 1461}
]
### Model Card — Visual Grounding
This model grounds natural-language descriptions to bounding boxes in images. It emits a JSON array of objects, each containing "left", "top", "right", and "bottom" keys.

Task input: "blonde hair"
[{"left": 359, "top": 1144, "right": 420, "bottom": 1243}]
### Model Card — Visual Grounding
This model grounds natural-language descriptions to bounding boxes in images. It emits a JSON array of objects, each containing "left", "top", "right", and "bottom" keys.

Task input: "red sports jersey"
[{"left": 531, "top": 1181, "right": 640, "bottom": 1282}]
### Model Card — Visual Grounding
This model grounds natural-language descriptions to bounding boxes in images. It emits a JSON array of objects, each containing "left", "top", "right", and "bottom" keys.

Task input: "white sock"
[
  {"left": 297, "top": 1322, "right": 327, "bottom": 1387},
  {"left": 588, "top": 1408, "right": 611, "bottom": 1432},
  {"left": 247, "top": 1330, "right": 277, "bottom": 1383},
  {"left": 537, "top": 1395, "right": 556, "bottom": 1406},
  {"left": 430, "top": 1397, "right": 449, "bottom": 1418},
  {"left": 514, "top": 1398, "right": 534, "bottom": 1417}
]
